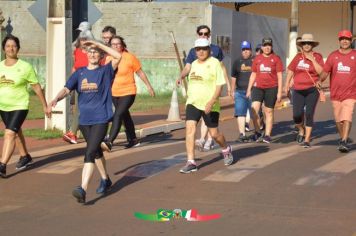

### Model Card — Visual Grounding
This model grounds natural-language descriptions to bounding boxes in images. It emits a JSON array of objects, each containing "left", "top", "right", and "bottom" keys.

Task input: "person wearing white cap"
[
  {"left": 77, "top": 21, "right": 91, "bottom": 32},
  {"left": 321, "top": 30, "right": 356, "bottom": 153},
  {"left": 178, "top": 38, "right": 234, "bottom": 173},
  {"left": 285, "top": 33, "right": 324, "bottom": 148},
  {"left": 177, "top": 25, "right": 231, "bottom": 152}
]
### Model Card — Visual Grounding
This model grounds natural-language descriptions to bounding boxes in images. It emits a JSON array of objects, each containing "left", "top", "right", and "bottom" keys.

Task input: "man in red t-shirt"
[{"left": 321, "top": 30, "right": 356, "bottom": 153}]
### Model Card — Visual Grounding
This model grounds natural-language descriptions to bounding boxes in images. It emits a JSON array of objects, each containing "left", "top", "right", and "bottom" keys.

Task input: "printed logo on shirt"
[
  {"left": 296, "top": 60, "right": 310, "bottom": 70},
  {"left": 80, "top": 79, "right": 98, "bottom": 92},
  {"left": 189, "top": 72, "right": 203, "bottom": 81},
  {"left": 0, "top": 75, "right": 15, "bottom": 85},
  {"left": 337, "top": 62, "right": 351, "bottom": 73},
  {"left": 241, "top": 64, "right": 252, "bottom": 72},
  {"left": 259, "top": 64, "right": 272, "bottom": 73}
]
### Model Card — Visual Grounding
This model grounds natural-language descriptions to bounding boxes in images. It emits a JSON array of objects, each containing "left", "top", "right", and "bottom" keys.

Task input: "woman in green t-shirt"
[{"left": 0, "top": 35, "right": 51, "bottom": 178}]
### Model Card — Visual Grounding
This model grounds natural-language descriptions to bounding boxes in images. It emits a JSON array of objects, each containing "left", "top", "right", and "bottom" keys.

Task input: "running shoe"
[
  {"left": 260, "top": 120, "right": 265, "bottom": 131},
  {"left": 262, "top": 135, "right": 272, "bottom": 144},
  {"left": 72, "top": 186, "right": 86, "bottom": 204},
  {"left": 101, "top": 141, "right": 112, "bottom": 152},
  {"left": 338, "top": 140, "right": 350, "bottom": 153},
  {"left": 203, "top": 139, "right": 214, "bottom": 151},
  {"left": 16, "top": 154, "right": 33, "bottom": 170},
  {"left": 251, "top": 132, "right": 262, "bottom": 142},
  {"left": 302, "top": 142, "right": 311, "bottom": 148},
  {"left": 195, "top": 139, "right": 205, "bottom": 152},
  {"left": 237, "top": 134, "right": 249, "bottom": 143},
  {"left": 179, "top": 162, "right": 198, "bottom": 173},
  {"left": 0, "top": 163, "right": 6, "bottom": 178},
  {"left": 222, "top": 145, "right": 234, "bottom": 166},
  {"left": 296, "top": 134, "right": 304, "bottom": 144},
  {"left": 125, "top": 139, "right": 140, "bottom": 149},
  {"left": 245, "top": 123, "right": 250, "bottom": 132},
  {"left": 96, "top": 177, "right": 112, "bottom": 194},
  {"left": 63, "top": 131, "right": 78, "bottom": 144}
]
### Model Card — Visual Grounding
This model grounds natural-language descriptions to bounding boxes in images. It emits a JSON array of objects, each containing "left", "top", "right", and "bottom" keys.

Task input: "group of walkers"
[{"left": 0, "top": 23, "right": 355, "bottom": 203}]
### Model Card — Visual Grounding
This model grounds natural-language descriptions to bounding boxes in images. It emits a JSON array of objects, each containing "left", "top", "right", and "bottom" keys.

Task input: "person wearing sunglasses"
[
  {"left": 321, "top": 30, "right": 356, "bottom": 153},
  {"left": 284, "top": 34, "right": 324, "bottom": 148},
  {"left": 48, "top": 41, "right": 121, "bottom": 204},
  {"left": 177, "top": 25, "right": 231, "bottom": 152},
  {"left": 179, "top": 38, "right": 234, "bottom": 174},
  {"left": 246, "top": 37, "right": 284, "bottom": 143}
]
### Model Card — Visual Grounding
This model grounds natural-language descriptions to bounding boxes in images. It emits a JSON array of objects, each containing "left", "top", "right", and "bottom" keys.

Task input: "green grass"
[
  {"left": 0, "top": 128, "right": 63, "bottom": 140},
  {"left": 131, "top": 92, "right": 186, "bottom": 112}
]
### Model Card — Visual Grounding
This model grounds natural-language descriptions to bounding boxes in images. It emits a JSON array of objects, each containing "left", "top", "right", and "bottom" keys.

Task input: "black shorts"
[
  {"left": 185, "top": 104, "right": 219, "bottom": 128},
  {"left": 0, "top": 110, "right": 28, "bottom": 133},
  {"left": 251, "top": 87, "right": 278, "bottom": 109}
]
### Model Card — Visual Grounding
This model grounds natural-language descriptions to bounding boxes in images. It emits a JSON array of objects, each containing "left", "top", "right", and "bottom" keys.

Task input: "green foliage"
[{"left": 0, "top": 128, "right": 63, "bottom": 140}]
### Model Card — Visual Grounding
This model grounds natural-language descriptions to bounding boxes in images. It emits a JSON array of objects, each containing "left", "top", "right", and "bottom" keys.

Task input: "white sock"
[{"left": 188, "top": 160, "right": 196, "bottom": 165}]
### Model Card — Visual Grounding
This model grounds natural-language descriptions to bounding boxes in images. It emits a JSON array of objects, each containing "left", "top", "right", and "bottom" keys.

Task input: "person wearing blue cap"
[{"left": 231, "top": 41, "right": 254, "bottom": 142}]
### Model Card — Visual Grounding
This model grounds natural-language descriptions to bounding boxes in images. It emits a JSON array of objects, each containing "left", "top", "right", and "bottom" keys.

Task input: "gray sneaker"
[
  {"left": 203, "top": 139, "right": 214, "bottom": 151},
  {"left": 195, "top": 139, "right": 205, "bottom": 152},
  {"left": 222, "top": 145, "right": 234, "bottom": 166},
  {"left": 179, "top": 162, "right": 198, "bottom": 174}
]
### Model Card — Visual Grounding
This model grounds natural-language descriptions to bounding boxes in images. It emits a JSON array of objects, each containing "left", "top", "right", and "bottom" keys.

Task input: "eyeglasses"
[
  {"left": 195, "top": 47, "right": 209, "bottom": 51},
  {"left": 301, "top": 42, "right": 313, "bottom": 46},
  {"left": 198, "top": 32, "right": 210, "bottom": 37}
]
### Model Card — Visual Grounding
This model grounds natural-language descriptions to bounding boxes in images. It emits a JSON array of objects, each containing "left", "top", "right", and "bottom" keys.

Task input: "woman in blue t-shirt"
[{"left": 48, "top": 40, "right": 121, "bottom": 204}]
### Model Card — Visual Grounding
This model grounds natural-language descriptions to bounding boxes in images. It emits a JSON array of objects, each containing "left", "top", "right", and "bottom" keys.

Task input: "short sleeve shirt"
[
  {"left": 231, "top": 57, "right": 253, "bottom": 90},
  {"left": 185, "top": 44, "right": 224, "bottom": 64},
  {"left": 0, "top": 59, "right": 39, "bottom": 111},
  {"left": 186, "top": 57, "right": 226, "bottom": 112},
  {"left": 65, "top": 63, "right": 115, "bottom": 125},
  {"left": 323, "top": 49, "right": 356, "bottom": 101},
  {"left": 108, "top": 52, "right": 141, "bottom": 97},
  {"left": 288, "top": 52, "right": 324, "bottom": 90},
  {"left": 252, "top": 54, "right": 284, "bottom": 89},
  {"left": 73, "top": 48, "right": 88, "bottom": 71}
]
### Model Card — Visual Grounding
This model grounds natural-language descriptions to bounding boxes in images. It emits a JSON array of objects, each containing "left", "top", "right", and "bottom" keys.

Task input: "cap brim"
[{"left": 296, "top": 41, "right": 319, "bottom": 47}]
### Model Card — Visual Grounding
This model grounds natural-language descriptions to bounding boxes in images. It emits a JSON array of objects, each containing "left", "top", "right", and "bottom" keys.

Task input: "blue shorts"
[{"left": 234, "top": 90, "right": 251, "bottom": 117}]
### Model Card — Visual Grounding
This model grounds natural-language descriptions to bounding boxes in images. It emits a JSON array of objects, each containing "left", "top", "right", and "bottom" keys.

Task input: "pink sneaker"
[{"left": 63, "top": 131, "right": 78, "bottom": 144}]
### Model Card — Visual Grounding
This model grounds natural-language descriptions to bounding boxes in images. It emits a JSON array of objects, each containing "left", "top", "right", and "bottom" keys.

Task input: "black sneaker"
[
  {"left": 125, "top": 139, "right": 140, "bottom": 149},
  {"left": 16, "top": 154, "right": 33, "bottom": 170},
  {"left": 179, "top": 162, "right": 197, "bottom": 174},
  {"left": 262, "top": 135, "right": 272, "bottom": 144},
  {"left": 0, "top": 163, "right": 6, "bottom": 178},
  {"left": 338, "top": 140, "right": 350, "bottom": 153},
  {"left": 72, "top": 186, "right": 86, "bottom": 204},
  {"left": 251, "top": 132, "right": 262, "bottom": 142},
  {"left": 96, "top": 177, "right": 112, "bottom": 194},
  {"left": 101, "top": 141, "right": 112, "bottom": 152},
  {"left": 303, "top": 142, "right": 311, "bottom": 148}
]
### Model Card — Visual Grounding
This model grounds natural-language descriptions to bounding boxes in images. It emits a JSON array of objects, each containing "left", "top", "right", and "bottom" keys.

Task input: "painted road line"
[
  {"left": 294, "top": 151, "right": 356, "bottom": 186},
  {"left": 203, "top": 145, "right": 321, "bottom": 183}
]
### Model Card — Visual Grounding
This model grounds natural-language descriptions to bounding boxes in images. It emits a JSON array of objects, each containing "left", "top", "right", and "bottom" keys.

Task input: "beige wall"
[
  {"left": 215, "top": 2, "right": 355, "bottom": 58},
  {"left": 1, "top": 1, "right": 210, "bottom": 57}
]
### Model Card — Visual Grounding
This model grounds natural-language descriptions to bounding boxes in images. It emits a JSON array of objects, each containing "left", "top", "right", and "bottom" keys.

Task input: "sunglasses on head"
[
  {"left": 198, "top": 32, "right": 210, "bottom": 36},
  {"left": 195, "top": 46, "right": 209, "bottom": 51}
]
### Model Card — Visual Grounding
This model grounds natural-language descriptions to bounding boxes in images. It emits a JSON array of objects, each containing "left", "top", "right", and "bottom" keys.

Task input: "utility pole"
[
  {"left": 288, "top": 0, "right": 299, "bottom": 63},
  {"left": 45, "top": 0, "right": 73, "bottom": 131}
]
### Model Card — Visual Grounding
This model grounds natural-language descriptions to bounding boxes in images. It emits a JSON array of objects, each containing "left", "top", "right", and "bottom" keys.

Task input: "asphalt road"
[{"left": 1, "top": 101, "right": 356, "bottom": 236}]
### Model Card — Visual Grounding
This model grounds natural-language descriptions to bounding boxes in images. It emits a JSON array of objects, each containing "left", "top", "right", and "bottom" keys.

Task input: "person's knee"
[
  {"left": 264, "top": 108, "right": 273, "bottom": 116},
  {"left": 4, "top": 129, "right": 16, "bottom": 140},
  {"left": 186, "top": 121, "right": 197, "bottom": 136},
  {"left": 84, "top": 151, "right": 96, "bottom": 163}
]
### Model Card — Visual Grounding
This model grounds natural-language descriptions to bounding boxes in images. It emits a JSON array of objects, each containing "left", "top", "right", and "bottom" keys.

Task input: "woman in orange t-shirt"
[{"left": 101, "top": 36, "right": 155, "bottom": 151}]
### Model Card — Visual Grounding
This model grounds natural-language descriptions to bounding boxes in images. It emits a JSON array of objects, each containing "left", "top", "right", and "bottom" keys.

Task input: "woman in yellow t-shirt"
[
  {"left": 0, "top": 35, "right": 51, "bottom": 178},
  {"left": 101, "top": 36, "right": 155, "bottom": 152}
]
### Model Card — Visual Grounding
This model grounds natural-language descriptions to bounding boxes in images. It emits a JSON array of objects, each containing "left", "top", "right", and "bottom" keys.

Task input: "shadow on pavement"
[{"left": 6, "top": 147, "right": 86, "bottom": 178}]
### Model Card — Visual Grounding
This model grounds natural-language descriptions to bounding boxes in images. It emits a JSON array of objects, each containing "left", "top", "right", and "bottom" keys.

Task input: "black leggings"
[
  {"left": 107, "top": 95, "right": 136, "bottom": 143},
  {"left": 292, "top": 87, "right": 319, "bottom": 127},
  {"left": 0, "top": 110, "right": 28, "bottom": 133},
  {"left": 79, "top": 123, "right": 108, "bottom": 163}
]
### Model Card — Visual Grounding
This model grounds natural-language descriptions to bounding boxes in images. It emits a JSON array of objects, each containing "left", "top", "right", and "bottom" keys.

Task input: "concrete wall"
[{"left": 214, "top": 2, "right": 355, "bottom": 58}]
